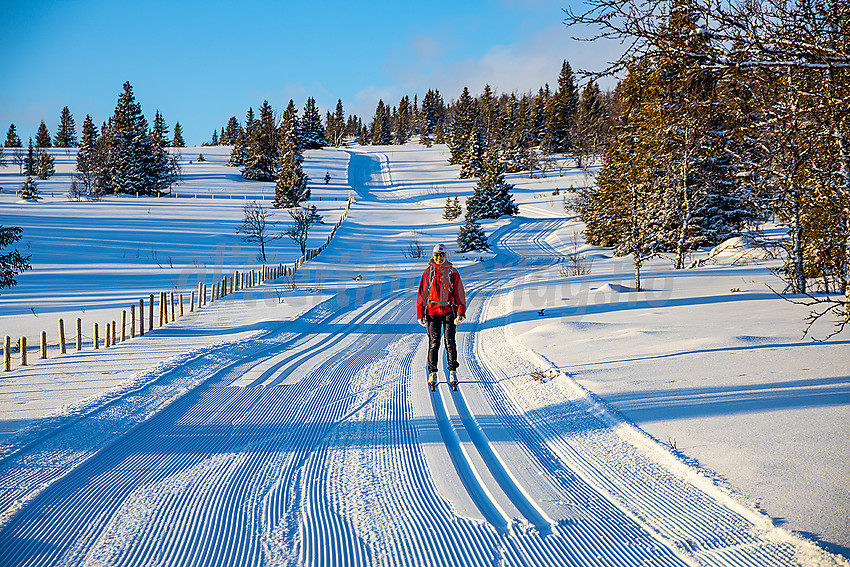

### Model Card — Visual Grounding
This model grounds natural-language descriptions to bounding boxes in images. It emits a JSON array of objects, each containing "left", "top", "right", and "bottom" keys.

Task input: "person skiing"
[{"left": 417, "top": 243, "right": 466, "bottom": 389}]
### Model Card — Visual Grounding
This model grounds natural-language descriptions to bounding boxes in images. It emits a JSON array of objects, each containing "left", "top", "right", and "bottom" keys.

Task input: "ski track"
[{"left": 0, "top": 152, "right": 827, "bottom": 566}]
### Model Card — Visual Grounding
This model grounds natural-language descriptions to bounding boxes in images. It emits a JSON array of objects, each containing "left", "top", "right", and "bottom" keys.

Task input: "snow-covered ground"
[{"left": 0, "top": 143, "right": 847, "bottom": 566}]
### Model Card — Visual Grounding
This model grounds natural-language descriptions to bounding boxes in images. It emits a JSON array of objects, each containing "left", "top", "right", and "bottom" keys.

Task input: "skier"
[{"left": 417, "top": 243, "right": 466, "bottom": 390}]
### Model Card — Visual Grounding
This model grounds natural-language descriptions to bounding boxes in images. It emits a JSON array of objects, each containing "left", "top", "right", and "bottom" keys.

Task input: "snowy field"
[{"left": 0, "top": 143, "right": 847, "bottom": 566}]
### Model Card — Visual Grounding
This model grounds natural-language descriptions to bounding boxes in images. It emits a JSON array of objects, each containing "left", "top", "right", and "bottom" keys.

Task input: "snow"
[{"left": 0, "top": 142, "right": 847, "bottom": 566}]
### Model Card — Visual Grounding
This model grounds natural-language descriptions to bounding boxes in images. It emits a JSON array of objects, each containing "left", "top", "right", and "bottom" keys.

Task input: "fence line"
[{"left": 2, "top": 194, "right": 355, "bottom": 372}]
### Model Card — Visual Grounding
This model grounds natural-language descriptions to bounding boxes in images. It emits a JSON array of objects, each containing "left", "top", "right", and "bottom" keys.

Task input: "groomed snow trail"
[{"left": 0, "top": 150, "right": 828, "bottom": 566}]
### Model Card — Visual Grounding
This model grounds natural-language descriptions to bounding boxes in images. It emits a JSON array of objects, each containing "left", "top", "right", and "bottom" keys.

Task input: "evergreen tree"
[
  {"left": 531, "top": 86, "right": 550, "bottom": 145},
  {"left": 242, "top": 100, "right": 278, "bottom": 181},
  {"left": 151, "top": 110, "right": 169, "bottom": 147},
  {"left": 54, "top": 106, "right": 77, "bottom": 147},
  {"left": 359, "top": 124, "right": 369, "bottom": 146},
  {"left": 76, "top": 114, "right": 105, "bottom": 197},
  {"left": 102, "top": 81, "right": 179, "bottom": 195},
  {"left": 459, "top": 122, "right": 485, "bottom": 179},
  {"left": 396, "top": 95, "right": 412, "bottom": 144},
  {"left": 443, "top": 195, "right": 463, "bottom": 220},
  {"left": 448, "top": 87, "right": 478, "bottom": 164},
  {"left": 478, "top": 84, "right": 498, "bottom": 141},
  {"left": 466, "top": 152, "right": 519, "bottom": 220},
  {"left": 172, "top": 122, "right": 185, "bottom": 147},
  {"left": 573, "top": 81, "right": 608, "bottom": 167},
  {"left": 5, "top": 124, "right": 22, "bottom": 147},
  {"left": 434, "top": 121, "right": 446, "bottom": 144},
  {"left": 19, "top": 176, "right": 38, "bottom": 200},
  {"left": 275, "top": 100, "right": 310, "bottom": 207},
  {"left": 301, "top": 97, "right": 327, "bottom": 149},
  {"left": 457, "top": 217, "right": 488, "bottom": 251},
  {"left": 504, "top": 94, "right": 537, "bottom": 173},
  {"left": 224, "top": 116, "right": 241, "bottom": 146},
  {"left": 24, "top": 138, "right": 37, "bottom": 176},
  {"left": 229, "top": 109, "right": 253, "bottom": 166},
  {"left": 575, "top": 62, "right": 660, "bottom": 290},
  {"left": 371, "top": 100, "right": 392, "bottom": 145},
  {"left": 542, "top": 61, "right": 579, "bottom": 154},
  {"left": 330, "top": 99, "right": 345, "bottom": 146},
  {"left": 35, "top": 121, "right": 52, "bottom": 148},
  {"left": 420, "top": 89, "right": 443, "bottom": 145},
  {"left": 36, "top": 152, "right": 55, "bottom": 179},
  {"left": 0, "top": 226, "right": 32, "bottom": 289}
]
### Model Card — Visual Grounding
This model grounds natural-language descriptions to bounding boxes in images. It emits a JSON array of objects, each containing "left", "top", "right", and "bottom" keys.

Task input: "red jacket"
[{"left": 417, "top": 259, "right": 466, "bottom": 319}]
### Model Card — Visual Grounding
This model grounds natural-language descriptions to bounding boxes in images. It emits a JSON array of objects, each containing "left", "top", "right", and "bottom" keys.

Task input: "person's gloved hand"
[
  {"left": 454, "top": 315, "right": 465, "bottom": 325},
  {"left": 418, "top": 318, "right": 427, "bottom": 327}
]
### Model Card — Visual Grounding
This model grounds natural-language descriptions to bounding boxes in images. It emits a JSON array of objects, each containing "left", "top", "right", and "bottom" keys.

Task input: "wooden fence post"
[
  {"left": 190, "top": 291, "right": 195, "bottom": 312},
  {"left": 76, "top": 318, "right": 83, "bottom": 350},
  {"left": 197, "top": 282, "right": 203, "bottom": 309},
  {"left": 149, "top": 294, "right": 154, "bottom": 331},
  {"left": 59, "top": 319, "right": 66, "bottom": 354},
  {"left": 139, "top": 299, "right": 145, "bottom": 336},
  {"left": 4, "top": 336, "right": 10, "bottom": 371},
  {"left": 105, "top": 323, "right": 111, "bottom": 348},
  {"left": 121, "top": 311, "right": 127, "bottom": 342},
  {"left": 159, "top": 292, "right": 165, "bottom": 327},
  {"left": 131, "top": 305, "right": 136, "bottom": 338},
  {"left": 93, "top": 323, "right": 99, "bottom": 349},
  {"left": 20, "top": 337, "right": 27, "bottom": 366},
  {"left": 179, "top": 294, "right": 184, "bottom": 317},
  {"left": 203, "top": 284, "right": 207, "bottom": 305},
  {"left": 41, "top": 331, "right": 47, "bottom": 359},
  {"left": 171, "top": 292, "right": 176, "bottom": 321}
]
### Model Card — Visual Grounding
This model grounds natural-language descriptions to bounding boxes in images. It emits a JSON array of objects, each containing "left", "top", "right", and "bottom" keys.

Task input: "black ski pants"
[{"left": 426, "top": 313, "right": 458, "bottom": 373}]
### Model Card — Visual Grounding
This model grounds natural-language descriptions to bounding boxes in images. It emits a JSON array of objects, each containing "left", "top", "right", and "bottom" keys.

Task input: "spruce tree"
[
  {"left": 542, "top": 61, "right": 579, "bottom": 154},
  {"left": 448, "top": 87, "right": 478, "bottom": 164},
  {"left": 224, "top": 116, "right": 241, "bottom": 146},
  {"left": 466, "top": 152, "right": 519, "bottom": 220},
  {"left": 36, "top": 152, "right": 55, "bottom": 179},
  {"left": 459, "top": 122, "right": 485, "bottom": 179},
  {"left": 35, "top": 121, "right": 52, "bottom": 148},
  {"left": 359, "top": 124, "right": 369, "bottom": 146},
  {"left": 443, "top": 195, "right": 462, "bottom": 220},
  {"left": 275, "top": 100, "right": 310, "bottom": 207},
  {"left": 5, "top": 124, "right": 22, "bottom": 147},
  {"left": 371, "top": 100, "right": 392, "bottom": 145},
  {"left": 151, "top": 110, "right": 169, "bottom": 147},
  {"left": 19, "top": 176, "right": 38, "bottom": 200},
  {"left": 24, "top": 138, "right": 37, "bottom": 176},
  {"left": 242, "top": 100, "right": 278, "bottom": 181},
  {"left": 76, "top": 114, "right": 103, "bottom": 197},
  {"left": 54, "top": 106, "right": 77, "bottom": 147},
  {"left": 172, "top": 122, "right": 185, "bottom": 147},
  {"left": 301, "top": 97, "right": 327, "bottom": 149},
  {"left": 573, "top": 81, "right": 608, "bottom": 167},
  {"left": 396, "top": 96, "right": 412, "bottom": 144},
  {"left": 331, "top": 99, "right": 345, "bottom": 146},
  {"left": 457, "top": 217, "right": 488, "bottom": 251},
  {"left": 0, "top": 226, "right": 32, "bottom": 289},
  {"left": 101, "top": 81, "right": 179, "bottom": 195}
]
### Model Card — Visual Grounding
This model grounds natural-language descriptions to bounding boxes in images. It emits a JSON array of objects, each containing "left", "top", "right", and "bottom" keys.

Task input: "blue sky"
[{"left": 0, "top": 0, "right": 621, "bottom": 146}]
